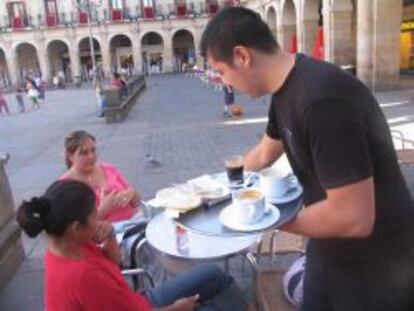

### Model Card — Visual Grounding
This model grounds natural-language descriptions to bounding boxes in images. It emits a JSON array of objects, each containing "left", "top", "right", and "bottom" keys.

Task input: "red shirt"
[{"left": 45, "top": 243, "right": 152, "bottom": 311}]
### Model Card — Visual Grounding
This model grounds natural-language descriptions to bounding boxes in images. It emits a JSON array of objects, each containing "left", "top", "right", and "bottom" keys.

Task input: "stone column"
[
  {"left": 100, "top": 34, "right": 112, "bottom": 77},
  {"left": 280, "top": 24, "right": 297, "bottom": 52},
  {"left": 356, "top": 0, "right": 374, "bottom": 87},
  {"left": 38, "top": 43, "right": 51, "bottom": 82},
  {"left": 163, "top": 31, "right": 174, "bottom": 74},
  {"left": 370, "top": 0, "right": 402, "bottom": 90},
  {"left": 323, "top": 0, "right": 355, "bottom": 66},
  {"left": 299, "top": 18, "right": 319, "bottom": 55},
  {"left": 132, "top": 31, "right": 142, "bottom": 74},
  {"left": 69, "top": 45, "right": 81, "bottom": 86},
  {"left": 7, "top": 51, "right": 18, "bottom": 86},
  {"left": 0, "top": 152, "right": 24, "bottom": 289}
]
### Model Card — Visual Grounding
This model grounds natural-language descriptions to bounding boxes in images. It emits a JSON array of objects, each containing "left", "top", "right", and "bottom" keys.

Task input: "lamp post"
[{"left": 73, "top": 0, "right": 102, "bottom": 84}]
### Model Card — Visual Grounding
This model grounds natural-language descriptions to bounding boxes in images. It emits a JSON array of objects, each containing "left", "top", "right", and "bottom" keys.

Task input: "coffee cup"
[
  {"left": 260, "top": 167, "right": 297, "bottom": 200},
  {"left": 231, "top": 188, "right": 266, "bottom": 224}
]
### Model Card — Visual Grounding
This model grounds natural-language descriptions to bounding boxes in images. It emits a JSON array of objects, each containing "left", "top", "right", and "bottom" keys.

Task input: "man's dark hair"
[{"left": 200, "top": 7, "right": 279, "bottom": 63}]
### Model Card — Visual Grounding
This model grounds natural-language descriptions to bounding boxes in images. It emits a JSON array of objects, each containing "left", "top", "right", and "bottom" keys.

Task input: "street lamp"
[{"left": 73, "top": 0, "right": 102, "bottom": 83}]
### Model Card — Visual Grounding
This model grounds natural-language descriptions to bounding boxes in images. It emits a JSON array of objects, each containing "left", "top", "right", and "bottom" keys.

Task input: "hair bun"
[{"left": 17, "top": 196, "right": 51, "bottom": 238}]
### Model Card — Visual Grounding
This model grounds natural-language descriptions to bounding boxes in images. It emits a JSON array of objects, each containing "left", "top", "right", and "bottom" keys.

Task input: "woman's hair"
[
  {"left": 17, "top": 180, "right": 96, "bottom": 238},
  {"left": 64, "top": 130, "right": 95, "bottom": 168}
]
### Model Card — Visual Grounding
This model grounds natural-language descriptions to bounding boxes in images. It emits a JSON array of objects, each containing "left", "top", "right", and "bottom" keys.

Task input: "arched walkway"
[
  {"left": 47, "top": 40, "right": 71, "bottom": 83},
  {"left": 281, "top": 0, "right": 298, "bottom": 53},
  {"left": 0, "top": 49, "right": 10, "bottom": 87},
  {"left": 78, "top": 37, "right": 102, "bottom": 81},
  {"left": 141, "top": 32, "right": 164, "bottom": 75},
  {"left": 16, "top": 42, "right": 40, "bottom": 84},
  {"left": 172, "top": 29, "right": 195, "bottom": 73},
  {"left": 109, "top": 34, "right": 134, "bottom": 75},
  {"left": 266, "top": 7, "right": 278, "bottom": 42}
]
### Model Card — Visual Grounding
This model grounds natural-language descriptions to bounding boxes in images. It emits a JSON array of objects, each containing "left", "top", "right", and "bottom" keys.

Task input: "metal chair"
[{"left": 247, "top": 231, "right": 306, "bottom": 311}]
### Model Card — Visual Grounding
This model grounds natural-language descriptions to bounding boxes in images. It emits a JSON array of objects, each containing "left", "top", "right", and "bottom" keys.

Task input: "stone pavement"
[{"left": 0, "top": 75, "right": 414, "bottom": 310}]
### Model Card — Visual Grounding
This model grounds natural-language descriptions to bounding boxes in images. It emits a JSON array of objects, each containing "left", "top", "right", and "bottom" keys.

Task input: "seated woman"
[
  {"left": 60, "top": 130, "right": 138, "bottom": 222},
  {"left": 17, "top": 180, "right": 233, "bottom": 311}
]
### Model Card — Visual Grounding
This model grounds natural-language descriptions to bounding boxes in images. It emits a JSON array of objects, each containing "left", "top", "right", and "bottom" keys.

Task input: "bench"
[{"left": 104, "top": 74, "right": 146, "bottom": 124}]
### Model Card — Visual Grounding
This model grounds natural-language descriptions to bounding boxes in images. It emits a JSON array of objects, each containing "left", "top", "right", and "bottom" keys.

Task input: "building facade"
[
  {"left": 0, "top": 0, "right": 406, "bottom": 91},
  {"left": 244, "top": 0, "right": 404, "bottom": 91},
  {"left": 0, "top": 0, "right": 224, "bottom": 86}
]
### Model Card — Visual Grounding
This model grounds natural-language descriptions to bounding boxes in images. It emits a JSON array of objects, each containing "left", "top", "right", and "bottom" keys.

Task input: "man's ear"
[{"left": 233, "top": 46, "right": 252, "bottom": 68}]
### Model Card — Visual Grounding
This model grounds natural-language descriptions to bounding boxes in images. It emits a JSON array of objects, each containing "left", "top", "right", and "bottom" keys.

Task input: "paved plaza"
[{"left": 0, "top": 75, "right": 414, "bottom": 310}]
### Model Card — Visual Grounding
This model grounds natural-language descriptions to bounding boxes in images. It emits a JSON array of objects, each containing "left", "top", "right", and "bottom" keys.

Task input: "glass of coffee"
[{"left": 225, "top": 155, "right": 244, "bottom": 188}]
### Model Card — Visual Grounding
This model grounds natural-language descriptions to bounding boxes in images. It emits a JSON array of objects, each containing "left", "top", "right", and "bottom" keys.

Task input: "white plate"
[
  {"left": 155, "top": 187, "right": 202, "bottom": 211},
  {"left": 266, "top": 184, "right": 303, "bottom": 204},
  {"left": 219, "top": 202, "right": 280, "bottom": 232},
  {"left": 187, "top": 175, "right": 230, "bottom": 200}
]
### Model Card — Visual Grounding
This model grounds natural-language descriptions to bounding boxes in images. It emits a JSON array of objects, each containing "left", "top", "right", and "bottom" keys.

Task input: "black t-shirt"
[{"left": 266, "top": 54, "right": 414, "bottom": 262}]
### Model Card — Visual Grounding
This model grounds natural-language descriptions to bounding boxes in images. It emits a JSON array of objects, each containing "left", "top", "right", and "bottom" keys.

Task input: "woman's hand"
[
  {"left": 92, "top": 221, "right": 115, "bottom": 245},
  {"left": 113, "top": 187, "right": 140, "bottom": 207},
  {"left": 157, "top": 295, "right": 200, "bottom": 311}
]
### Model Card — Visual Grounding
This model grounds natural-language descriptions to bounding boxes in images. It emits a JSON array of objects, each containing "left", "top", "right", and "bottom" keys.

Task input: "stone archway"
[
  {"left": 109, "top": 34, "right": 134, "bottom": 75},
  {"left": 172, "top": 29, "right": 195, "bottom": 73},
  {"left": 47, "top": 40, "right": 71, "bottom": 83},
  {"left": 15, "top": 42, "right": 40, "bottom": 84},
  {"left": 141, "top": 32, "right": 164, "bottom": 75},
  {"left": 78, "top": 37, "right": 102, "bottom": 81},
  {"left": 281, "top": 0, "right": 298, "bottom": 52},
  {"left": 302, "top": 0, "right": 322, "bottom": 56},
  {"left": 266, "top": 6, "right": 278, "bottom": 42},
  {"left": 0, "top": 48, "right": 10, "bottom": 87}
]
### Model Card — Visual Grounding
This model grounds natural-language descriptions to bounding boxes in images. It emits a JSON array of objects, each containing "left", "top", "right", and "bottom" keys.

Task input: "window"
[
  {"left": 111, "top": 0, "right": 124, "bottom": 9},
  {"left": 7, "top": 1, "right": 27, "bottom": 28}
]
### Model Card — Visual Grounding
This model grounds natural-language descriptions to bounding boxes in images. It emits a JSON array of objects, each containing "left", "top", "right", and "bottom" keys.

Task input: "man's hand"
[
  {"left": 172, "top": 295, "right": 200, "bottom": 311},
  {"left": 244, "top": 133, "right": 284, "bottom": 171}
]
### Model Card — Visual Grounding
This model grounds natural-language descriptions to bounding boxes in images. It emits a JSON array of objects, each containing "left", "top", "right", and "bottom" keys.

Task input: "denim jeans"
[{"left": 144, "top": 264, "right": 233, "bottom": 310}]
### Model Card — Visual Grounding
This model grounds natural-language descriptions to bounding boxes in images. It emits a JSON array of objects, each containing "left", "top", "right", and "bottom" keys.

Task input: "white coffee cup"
[
  {"left": 260, "top": 167, "right": 296, "bottom": 200},
  {"left": 231, "top": 188, "right": 266, "bottom": 224}
]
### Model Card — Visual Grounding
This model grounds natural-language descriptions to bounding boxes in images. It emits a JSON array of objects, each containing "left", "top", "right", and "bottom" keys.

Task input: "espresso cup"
[
  {"left": 260, "top": 167, "right": 296, "bottom": 200},
  {"left": 231, "top": 188, "right": 266, "bottom": 224}
]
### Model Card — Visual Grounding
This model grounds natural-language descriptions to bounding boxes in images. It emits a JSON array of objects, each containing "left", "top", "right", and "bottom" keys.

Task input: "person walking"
[
  {"left": 15, "top": 88, "right": 25, "bottom": 113},
  {"left": 0, "top": 88, "right": 10, "bottom": 116},
  {"left": 201, "top": 7, "right": 414, "bottom": 310},
  {"left": 26, "top": 77, "right": 40, "bottom": 109},
  {"left": 222, "top": 84, "right": 234, "bottom": 118}
]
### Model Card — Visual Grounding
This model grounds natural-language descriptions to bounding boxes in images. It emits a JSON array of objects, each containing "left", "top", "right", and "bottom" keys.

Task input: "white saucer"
[
  {"left": 219, "top": 203, "right": 280, "bottom": 232},
  {"left": 266, "top": 184, "right": 303, "bottom": 204}
]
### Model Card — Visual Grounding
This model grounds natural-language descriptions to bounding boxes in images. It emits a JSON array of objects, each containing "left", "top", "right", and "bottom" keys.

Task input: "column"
[
  {"left": 370, "top": 0, "right": 402, "bottom": 90},
  {"left": 7, "top": 51, "right": 18, "bottom": 86},
  {"left": 163, "top": 31, "right": 174, "bottom": 74},
  {"left": 356, "top": 0, "right": 374, "bottom": 87},
  {"left": 38, "top": 51, "right": 51, "bottom": 83},
  {"left": 298, "top": 18, "right": 319, "bottom": 55},
  {"left": 280, "top": 24, "right": 297, "bottom": 52},
  {"left": 69, "top": 44, "right": 81, "bottom": 85},
  {"left": 322, "top": 0, "right": 354, "bottom": 66},
  {"left": 132, "top": 32, "right": 142, "bottom": 74},
  {"left": 100, "top": 34, "right": 112, "bottom": 77}
]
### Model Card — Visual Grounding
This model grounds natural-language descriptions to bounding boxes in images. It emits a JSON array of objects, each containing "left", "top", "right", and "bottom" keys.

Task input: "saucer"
[
  {"left": 266, "top": 184, "right": 303, "bottom": 204},
  {"left": 219, "top": 202, "right": 280, "bottom": 232}
]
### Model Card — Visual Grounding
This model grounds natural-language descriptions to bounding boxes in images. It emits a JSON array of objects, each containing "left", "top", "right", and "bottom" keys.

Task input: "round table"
[{"left": 146, "top": 212, "right": 262, "bottom": 261}]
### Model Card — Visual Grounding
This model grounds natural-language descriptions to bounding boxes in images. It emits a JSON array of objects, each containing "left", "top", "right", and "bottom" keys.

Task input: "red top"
[{"left": 45, "top": 243, "right": 153, "bottom": 311}]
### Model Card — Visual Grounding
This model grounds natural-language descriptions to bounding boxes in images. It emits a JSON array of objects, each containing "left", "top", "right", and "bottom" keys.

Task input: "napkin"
[{"left": 188, "top": 175, "right": 227, "bottom": 196}]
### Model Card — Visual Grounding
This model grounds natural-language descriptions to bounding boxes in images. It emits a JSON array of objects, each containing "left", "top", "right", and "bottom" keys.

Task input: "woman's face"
[
  {"left": 73, "top": 209, "right": 99, "bottom": 243},
  {"left": 68, "top": 138, "right": 98, "bottom": 174}
]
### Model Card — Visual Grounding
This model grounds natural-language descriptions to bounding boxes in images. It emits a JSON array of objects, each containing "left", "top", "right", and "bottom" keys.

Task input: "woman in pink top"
[{"left": 60, "top": 130, "right": 140, "bottom": 222}]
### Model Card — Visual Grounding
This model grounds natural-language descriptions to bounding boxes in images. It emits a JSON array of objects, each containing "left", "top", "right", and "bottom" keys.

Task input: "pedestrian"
[
  {"left": 0, "top": 88, "right": 10, "bottom": 116},
  {"left": 222, "top": 84, "right": 234, "bottom": 118},
  {"left": 26, "top": 77, "right": 40, "bottom": 109},
  {"left": 15, "top": 88, "right": 25, "bottom": 113},
  {"left": 201, "top": 7, "right": 414, "bottom": 310}
]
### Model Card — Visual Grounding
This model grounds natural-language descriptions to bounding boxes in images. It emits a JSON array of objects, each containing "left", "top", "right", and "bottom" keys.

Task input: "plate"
[
  {"left": 187, "top": 175, "right": 230, "bottom": 200},
  {"left": 155, "top": 187, "right": 202, "bottom": 212},
  {"left": 266, "top": 184, "right": 303, "bottom": 204},
  {"left": 219, "top": 202, "right": 280, "bottom": 232}
]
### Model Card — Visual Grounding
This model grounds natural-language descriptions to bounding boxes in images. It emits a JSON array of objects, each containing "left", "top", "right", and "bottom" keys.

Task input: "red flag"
[
  {"left": 312, "top": 26, "right": 324, "bottom": 60},
  {"left": 290, "top": 34, "right": 297, "bottom": 54}
]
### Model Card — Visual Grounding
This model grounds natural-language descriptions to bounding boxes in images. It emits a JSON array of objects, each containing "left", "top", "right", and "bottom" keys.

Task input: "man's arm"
[
  {"left": 282, "top": 177, "right": 375, "bottom": 238},
  {"left": 244, "top": 133, "right": 284, "bottom": 171}
]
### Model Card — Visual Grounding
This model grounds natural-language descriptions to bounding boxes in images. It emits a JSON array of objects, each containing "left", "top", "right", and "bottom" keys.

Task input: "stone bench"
[
  {"left": 0, "top": 152, "right": 24, "bottom": 290},
  {"left": 104, "top": 74, "right": 146, "bottom": 124}
]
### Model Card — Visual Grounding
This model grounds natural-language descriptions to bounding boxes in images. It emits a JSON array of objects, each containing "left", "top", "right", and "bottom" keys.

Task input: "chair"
[
  {"left": 391, "top": 130, "right": 414, "bottom": 197},
  {"left": 247, "top": 231, "right": 306, "bottom": 311}
]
